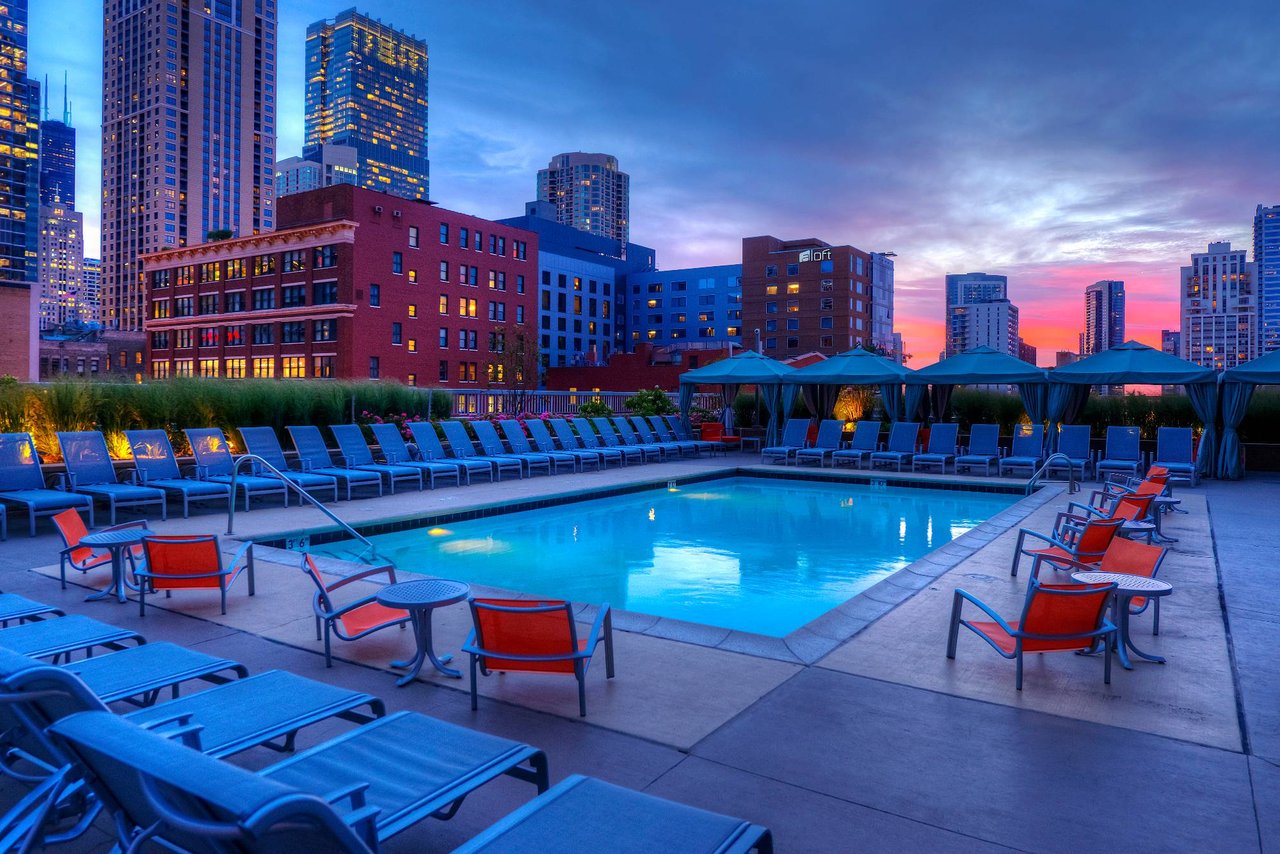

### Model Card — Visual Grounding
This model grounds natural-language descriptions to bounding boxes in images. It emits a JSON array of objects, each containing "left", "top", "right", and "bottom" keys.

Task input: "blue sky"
[{"left": 27, "top": 0, "right": 1280, "bottom": 363}]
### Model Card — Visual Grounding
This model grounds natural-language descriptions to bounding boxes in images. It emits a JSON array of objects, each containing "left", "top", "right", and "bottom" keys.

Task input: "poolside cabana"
[
  {"left": 678, "top": 351, "right": 795, "bottom": 445},
  {"left": 781, "top": 348, "right": 915, "bottom": 422},
  {"left": 1049, "top": 340, "right": 1217, "bottom": 477},
  {"left": 905, "top": 346, "right": 1049, "bottom": 425},
  {"left": 1218, "top": 348, "right": 1280, "bottom": 479}
]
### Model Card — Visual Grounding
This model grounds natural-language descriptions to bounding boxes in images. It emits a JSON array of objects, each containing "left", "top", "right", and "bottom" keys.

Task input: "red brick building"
[
  {"left": 544, "top": 344, "right": 732, "bottom": 392},
  {"left": 740, "top": 235, "right": 873, "bottom": 359},
  {"left": 141, "top": 185, "right": 537, "bottom": 386}
]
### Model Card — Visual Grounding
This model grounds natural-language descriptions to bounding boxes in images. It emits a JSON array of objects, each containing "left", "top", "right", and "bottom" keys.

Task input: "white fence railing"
[{"left": 443, "top": 390, "right": 722, "bottom": 417}]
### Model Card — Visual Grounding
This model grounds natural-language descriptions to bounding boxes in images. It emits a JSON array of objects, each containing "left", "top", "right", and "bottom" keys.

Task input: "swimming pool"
[{"left": 307, "top": 476, "right": 1018, "bottom": 637}]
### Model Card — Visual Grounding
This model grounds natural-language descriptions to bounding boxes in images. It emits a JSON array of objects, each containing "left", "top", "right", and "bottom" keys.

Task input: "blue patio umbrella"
[
  {"left": 906, "top": 346, "right": 1048, "bottom": 423},
  {"left": 678, "top": 351, "right": 795, "bottom": 445},
  {"left": 1218, "top": 348, "right": 1280, "bottom": 479},
  {"left": 1049, "top": 340, "right": 1218, "bottom": 477},
  {"left": 782, "top": 349, "right": 914, "bottom": 421}
]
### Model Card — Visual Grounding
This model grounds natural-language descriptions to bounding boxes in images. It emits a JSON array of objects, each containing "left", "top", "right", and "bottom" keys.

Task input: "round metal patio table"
[
  {"left": 376, "top": 579, "right": 470, "bottom": 686},
  {"left": 1072, "top": 571, "right": 1172, "bottom": 670},
  {"left": 79, "top": 528, "right": 148, "bottom": 604}
]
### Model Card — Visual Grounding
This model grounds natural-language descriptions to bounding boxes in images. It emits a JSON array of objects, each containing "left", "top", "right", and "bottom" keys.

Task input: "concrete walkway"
[{"left": 0, "top": 461, "right": 1273, "bottom": 851}]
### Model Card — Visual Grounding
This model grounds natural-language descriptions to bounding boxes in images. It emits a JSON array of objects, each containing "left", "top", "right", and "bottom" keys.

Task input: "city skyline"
[{"left": 27, "top": 1, "right": 1279, "bottom": 364}]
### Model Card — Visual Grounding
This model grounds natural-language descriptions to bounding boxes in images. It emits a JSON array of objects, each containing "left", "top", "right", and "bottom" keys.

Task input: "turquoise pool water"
[{"left": 309, "top": 477, "right": 1017, "bottom": 637}]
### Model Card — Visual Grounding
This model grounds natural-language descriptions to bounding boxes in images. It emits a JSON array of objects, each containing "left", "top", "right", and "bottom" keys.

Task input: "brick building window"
[
  {"left": 439, "top": 360, "right": 449, "bottom": 382},
  {"left": 313, "top": 282, "right": 337, "bottom": 304},
  {"left": 392, "top": 252, "right": 403, "bottom": 274},
  {"left": 369, "top": 357, "right": 380, "bottom": 379},
  {"left": 253, "top": 357, "right": 275, "bottom": 378},
  {"left": 198, "top": 358, "right": 219, "bottom": 377},
  {"left": 252, "top": 289, "right": 275, "bottom": 310},
  {"left": 313, "top": 245, "right": 337, "bottom": 268},
  {"left": 225, "top": 292, "right": 244, "bottom": 312},
  {"left": 254, "top": 254, "right": 276, "bottom": 276},
  {"left": 225, "top": 358, "right": 246, "bottom": 379},
  {"left": 226, "top": 259, "right": 246, "bottom": 279},
  {"left": 252, "top": 325, "right": 274, "bottom": 345},
  {"left": 282, "top": 250, "right": 305, "bottom": 272},
  {"left": 281, "top": 357, "right": 306, "bottom": 378},
  {"left": 313, "top": 320, "right": 336, "bottom": 342},
  {"left": 281, "top": 322, "right": 306, "bottom": 344},
  {"left": 409, "top": 226, "right": 419, "bottom": 248},
  {"left": 313, "top": 356, "right": 335, "bottom": 379},
  {"left": 391, "top": 323, "right": 402, "bottom": 345},
  {"left": 281, "top": 285, "right": 306, "bottom": 308},
  {"left": 369, "top": 284, "right": 381, "bottom": 307},
  {"left": 439, "top": 261, "right": 449, "bottom": 282}
]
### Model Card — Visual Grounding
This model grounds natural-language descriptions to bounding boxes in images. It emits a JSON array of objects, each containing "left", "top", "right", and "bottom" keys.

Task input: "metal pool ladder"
[
  {"left": 1026, "top": 452, "right": 1079, "bottom": 496},
  {"left": 225, "top": 453, "right": 382, "bottom": 564}
]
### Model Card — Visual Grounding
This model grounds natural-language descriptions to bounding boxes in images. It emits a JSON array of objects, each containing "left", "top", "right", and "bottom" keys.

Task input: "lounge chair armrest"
[
  {"left": 384, "top": 451, "right": 400, "bottom": 463},
  {"left": 153, "top": 721, "right": 207, "bottom": 751},
  {"left": 342, "top": 805, "right": 382, "bottom": 851},
  {"left": 137, "top": 711, "right": 196, "bottom": 734},
  {"left": 952, "top": 588, "right": 1016, "bottom": 635},
  {"left": 195, "top": 464, "right": 210, "bottom": 480},
  {"left": 58, "top": 472, "right": 76, "bottom": 490},
  {"left": 323, "top": 782, "right": 370, "bottom": 811}
]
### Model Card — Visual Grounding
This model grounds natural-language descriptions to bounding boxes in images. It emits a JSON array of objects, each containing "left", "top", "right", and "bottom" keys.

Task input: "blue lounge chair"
[
  {"left": 1096, "top": 425, "right": 1142, "bottom": 482},
  {"left": 0, "top": 592, "right": 63, "bottom": 627},
  {"left": 0, "top": 647, "right": 383, "bottom": 760},
  {"left": 438, "top": 420, "right": 523, "bottom": 480},
  {"left": 832, "top": 420, "right": 881, "bottom": 469},
  {"left": 553, "top": 418, "right": 625, "bottom": 467},
  {"left": 631, "top": 417, "right": 698, "bottom": 456},
  {"left": 998, "top": 424, "right": 1045, "bottom": 477},
  {"left": 1153, "top": 426, "right": 1197, "bottom": 486},
  {"left": 63, "top": 641, "right": 247, "bottom": 705},
  {"left": 662, "top": 415, "right": 728, "bottom": 456},
  {"left": 761, "top": 418, "right": 811, "bottom": 465},
  {"left": 501, "top": 419, "right": 577, "bottom": 473},
  {"left": 57, "top": 432, "right": 166, "bottom": 524},
  {"left": 955, "top": 423, "right": 1001, "bottom": 475},
  {"left": 0, "top": 614, "right": 142, "bottom": 663},
  {"left": 124, "top": 429, "right": 232, "bottom": 517},
  {"left": 525, "top": 418, "right": 600, "bottom": 472},
  {"left": 606, "top": 417, "right": 670, "bottom": 460},
  {"left": 237, "top": 426, "right": 342, "bottom": 501},
  {"left": 330, "top": 424, "right": 424, "bottom": 493},
  {"left": 912, "top": 423, "right": 960, "bottom": 473},
  {"left": 455, "top": 774, "right": 774, "bottom": 854},
  {"left": 285, "top": 425, "right": 384, "bottom": 499},
  {"left": 406, "top": 422, "right": 494, "bottom": 483},
  {"left": 869, "top": 422, "right": 919, "bottom": 471},
  {"left": 48, "top": 708, "right": 552, "bottom": 853},
  {"left": 368, "top": 422, "right": 463, "bottom": 488},
  {"left": 0, "top": 433, "right": 93, "bottom": 537},
  {"left": 795, "top": 420, "right": 844, "bottom": 467},
  {"left": 576, "top": 417, "right": 645, "bottom": 464},
  {"left": 471, "top": 420, "right": 552, "bottom": 476},
  {"left": 185, "top": 427, "right": 290, "bottom": 511},
  {"left": 1048, "top": 425, "right": 1094, "bottom": 479}
]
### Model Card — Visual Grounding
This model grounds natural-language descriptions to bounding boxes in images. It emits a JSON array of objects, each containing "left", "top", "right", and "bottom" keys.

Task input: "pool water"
[{"left": 309, "top": 477, "right": 1017, "bottom": 637}]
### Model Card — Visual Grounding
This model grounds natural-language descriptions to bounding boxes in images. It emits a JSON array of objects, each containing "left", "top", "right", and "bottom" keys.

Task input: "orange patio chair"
[
  {"left": 946, "top": 574, "right": 1118, "bottom": 690},
  {"left": 1098, "top": 535, "right": 1169, "bottom": 631},
  {"left": 1010, "top": 516, "right": 1124, "bottom": 578},
  {"left": 52, "top": 507, "right": 145, "bottom": 591},
  {"left": 300, "top": 554, "right": 410, "bottom": 667},
  {"left": 464, "top": 599, "right": 615, "bottom": 717},
  {"left": 135, "top": 535, "right": 254, "bottom": 616}
]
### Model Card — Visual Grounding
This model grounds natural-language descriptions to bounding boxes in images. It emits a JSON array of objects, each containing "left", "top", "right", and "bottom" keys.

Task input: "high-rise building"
[
  {"left": 82, "top": 258, "right": 101, "bottom": 316},
  {"left": 1180, "top": 242, "right": 1257, "bottom": 370},
  {"left": 102, "top": 0, "right": 277, "bottom": 332},
  {"left": 37, "top": 76, "right": 90, "bottom": 329},
  {"left": 0, "top": 1, "right": 39, "bottom": 379},
  {"left": 305, "top": 10, "right": 429, "bottom": 201},
  {"left": 1254, "top": 204, "right": 1280, "bottom": 353},
  {"left": 1018, "top": 338, "right": 1037, "bottom": 365},
  {"left": 537, "top": 153, "right": 630, "bottom": 245},
  {"left": 622, "top": 265, "right": 743, "bottom": 353},
  {"left": 276, "top": 144, "right": 359, "bottom": 198},
  {"left": 741, "top": 235, "right": 876, "bottom": 358},
  {"left": 1161, "top": 329, "right": 1180, "bottom": 356},
  {"left": 1055, "top": 350, "right": 1080, "bottom": 368},
  {"left": 1082, "top": 280, "right": 1125, "bottom": 355},
  {"left": 943, "top": 272, "right": 1018, "bottom": 357},
  {"left": 869, "top": 252, "right": 898, "bottom": 359}
]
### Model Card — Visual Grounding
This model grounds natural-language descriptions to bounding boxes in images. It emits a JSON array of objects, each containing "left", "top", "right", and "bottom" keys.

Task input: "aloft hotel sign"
[{"left": 798, "top": 249, "right": 832, "bottom": 263}]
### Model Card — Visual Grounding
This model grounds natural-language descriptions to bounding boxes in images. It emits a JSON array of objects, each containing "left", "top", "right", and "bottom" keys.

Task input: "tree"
[
  {"left": 485, "top": 324, "right": 541, "bottom": 414},
  {"left": 206, "top": 229, "right": 234, "bottom": 242}
]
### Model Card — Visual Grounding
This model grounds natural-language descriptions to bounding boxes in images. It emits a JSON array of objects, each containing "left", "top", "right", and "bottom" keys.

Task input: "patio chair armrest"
[
  {"left": 228, "top": 542, "right": 255, "bottom": 588},
  {"left": 1065, "top": 502, "right": 1103, "bottom": 519},
  {"left": 583, "top": 603, "right": 612, "bottom": 650},
  {"left": 135, "top": 567, "right": 228, "bottom": 581},
  {"left": 1015, "top": 527, "right": 1064, "bottom": 550},
  {"left": 103, "top": 519, "right": 149, "bottom": 533},
  {"left": 324, "top": 564, "right": 398, "bottom": 591},
  {"left": 952, "top": 589, "right": 1016, "bottom": 635}
]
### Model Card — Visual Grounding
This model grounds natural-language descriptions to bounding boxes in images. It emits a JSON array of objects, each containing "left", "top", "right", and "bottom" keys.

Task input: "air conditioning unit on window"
[
  {"left": 373, "top": 205, "right": 383, "bottom": 214},
  {"left": 392, "top": 210, "right": 402, "bottom": 218}
]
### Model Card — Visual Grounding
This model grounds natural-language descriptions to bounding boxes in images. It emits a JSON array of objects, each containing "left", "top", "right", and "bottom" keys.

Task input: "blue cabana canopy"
[
  {"left": 782, "top": 349, "right": 914, "bottom": 421},
  {"left": 1218, "top": 349, "right": 1280, "bottom": 479},
  {"left": 678, "top": 351, "right": 795, "bottom": 445},
  {"left": 904, "top": 346, "right": 1048, "bottom": 423},
  {"left": 1050, "top": 341, "right": 1218, "bottom": 478}
]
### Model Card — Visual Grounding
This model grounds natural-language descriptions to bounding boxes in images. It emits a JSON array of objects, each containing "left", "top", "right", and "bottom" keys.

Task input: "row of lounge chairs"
[
  {"left": 0, "top": 599, "right": 771, "bottom": 851},
  {"left": 0, "top": 416, "right": 726, "bottom": 538},
  {"left": 761, "top": 420, "right": 1199, "bottom": 481},
  {"left": 948, "top": 465, "right": 1177, "bottom": 689}
]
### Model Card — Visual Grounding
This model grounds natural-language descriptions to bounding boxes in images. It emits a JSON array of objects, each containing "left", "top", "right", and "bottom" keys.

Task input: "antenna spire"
[{"left": 63, "top": 71, "right": 70, "bottom": 125}]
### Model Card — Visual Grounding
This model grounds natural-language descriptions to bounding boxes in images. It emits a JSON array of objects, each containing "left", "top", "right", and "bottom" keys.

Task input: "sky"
[{"left": 26, "top": 0, "right": 1280, "bottom": 366}]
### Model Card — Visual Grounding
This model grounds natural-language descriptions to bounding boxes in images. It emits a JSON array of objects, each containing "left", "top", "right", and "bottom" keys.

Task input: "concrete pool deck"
[{"left": 0, "top": 455, "right": 1274, "bottom": 851}]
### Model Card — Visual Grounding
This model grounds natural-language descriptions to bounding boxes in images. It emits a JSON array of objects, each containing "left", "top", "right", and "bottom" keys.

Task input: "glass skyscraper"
[
  {"left": 537, "top": 153, "right": 630, "bottom": 245},
  {"left": 1254, "top": 204, "right": 1280, "bottom": 353},
  {"left": 0, "top": 0, "right": 39, "bottom": 286},
  {"left": 39, "top": 77, "right": 75, "bottom": 208},
  {"left": 1082, "top": 280, "right": 1125, "bottom": 355},
  {"left": 102, "top": 0, "right": 276, "bottom": 332},
  {"left": 304, "top": 9, "right": 429, "bottom": 201}
]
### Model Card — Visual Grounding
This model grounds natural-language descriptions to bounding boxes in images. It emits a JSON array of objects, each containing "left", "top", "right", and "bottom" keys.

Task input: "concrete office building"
[
  {"left": 1254, "top": 204, "right": 1280, "bottom": 353},
  {"left": 944, "top": 272, "right": 1009, "bottom": 357},
  {"left": 276, "top": 144, "right": 359, "bottom": 198},
  {"left": 1180, "top": 242, "right": 1257, "bottom": 370},
  {"left": 102, "top": 0, "right": 277, "bottom": 332},
  {"left": 537, "top": 153, "right": 630, "bottom": 245},
  {"left": 305, "top": 9, "right": 429, "bottom": 201},
  {"left": 1082, "top": 279, "right": 1125, "bottom": 355},
  {"left": 622, "top": 264, "right": 743, "bottom": 351}
]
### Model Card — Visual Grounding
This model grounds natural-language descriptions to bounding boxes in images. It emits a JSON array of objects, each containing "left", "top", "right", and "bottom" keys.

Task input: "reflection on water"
[{"left": 314, "top": 477, "right": 1016, "bottom": 637}]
